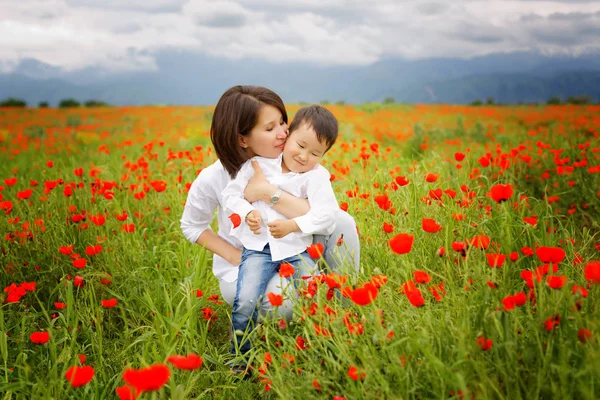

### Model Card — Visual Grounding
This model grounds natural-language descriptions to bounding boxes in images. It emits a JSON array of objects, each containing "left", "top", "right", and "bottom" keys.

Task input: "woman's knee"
[{"left": 325, "top": 211, "right": 360, "bottom": 274}]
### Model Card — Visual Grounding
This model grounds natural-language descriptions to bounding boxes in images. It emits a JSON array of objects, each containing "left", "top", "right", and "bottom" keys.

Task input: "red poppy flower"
[
  {"left": 347, "top": 366, "right": 366, "bottom": 381},
  {"left": 454, "top": 152, "right": 466, "bottom": 162},
  {"left": 509, "top": 252, "right": 519, "bottom": 262},
  {"left": 382, "top": 222, "right": 394, "bottom": 233},
  {"left": 389, "top": 233, "right": 414, "bottom": 254},
  {"left": 476, "top": 336, "right": 493, "bottom": 351},
  {"left": 73, "top": 258, "right": 87, "bottom": 269},
  {"left": 54, "top": 302, "right": 67, "bottom": 309},
  {"left": 413, "top": 270, "right": 431, "bottom": 284},
  {"left": 584, "top": 261, "right": 600, "bottom": 285},
  {"left": 73, "top": 275, "right": 84, "bottom": 288},
  {"left": 489, "top": 184, "right": 513, "bottom": 203},
  {"left": 279, "top": 263, "right": 295, "bottom": 278},
  {"left": 521, "top": 247, "right": 534, "bottom": 256},
  {"left": 429, "top": 188, "right": 443, "bottom": 200},
  {"left": 123, "top": 364, "right": 170, "bottom": 393},
  {"left": 229, "top": 213, "right": 241, "bottom": 229},
  {"left": 422, "top": 218, "right": 442, "bottom": 233},
  {"left": 4, "top": 177, "right": 17, "bottom": 186},
  {"left": 572, "top": 284, "right": 588, "bottom": 298},
  {"left": 122, "top": 223, "right": 135, "bottom": 233},
  {"left": 167, "top": 354, "right": 203, "bottom": 370},
  {"left": 535, "top": 246, "right": 566, "bottom": 264},
  {"left": 306, "top": 243, "right": 324, "bottom": 259},
  {"left": 202, "top": 307, "right": 215, "bottom": 320},
  {"left": 17, "top": 189, "right": 32, "bottom": 200},
  {"left": 60, "top": 245, "right": 74, "bottom": 255},
  {"left": 65, "top": 365, "right": 95, "bottom": 388},
  {"left": 578, "top": 328, "right": 592, "bottom": 343},
  {"left": 502, "top": 292, "right": 527, "bottom": 311},
  {"left": 395, "top": 176, "right": 409, "bottom": 186},
  {"left": 349, "top": 282, "right": 379, "bottom": 306},
  {"left": 116, "top": 385, "right": 139, "bottom": 400},
  {"left": 30, "top": 331, "right": 50, "bottom": 344},
  {"left": 470, "top": 235, "right": 490, "bottom": 250},
  {"left": 544, "top": 314, "right": 560, "bottom": 331},
  {"left": 486, "top": 253, "right": 506, "bottom": 268},
  {"left": 406, "top": 288, "right": 425, "bottom": 307},
  {"left": 267, "top": 292, "right": 283, "bottom": 306},
  {"left": 101, "top": 298, "right": 118, "bottom": 308},
  {"left": 374, "top": 194, "right": 392, "bottom": 211},
  {"left": 425, "top": 173, "right": 439, "bottom": 183},
  {"left": 546, "top": 275, "right": 567, "bottom": 289}
]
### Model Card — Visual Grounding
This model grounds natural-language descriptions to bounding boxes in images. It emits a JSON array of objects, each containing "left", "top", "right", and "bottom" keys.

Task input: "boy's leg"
[
  {"left": 231, "top": 246, "right": 280, "bottom": 355},
  {"left": 318, "top": 210, "right": 360, "bottom": 275}
]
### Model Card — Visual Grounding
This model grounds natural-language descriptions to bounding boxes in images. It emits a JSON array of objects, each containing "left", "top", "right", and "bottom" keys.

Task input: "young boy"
[{"left": 222, "top": 105, "right": 339, "bottom": 356}]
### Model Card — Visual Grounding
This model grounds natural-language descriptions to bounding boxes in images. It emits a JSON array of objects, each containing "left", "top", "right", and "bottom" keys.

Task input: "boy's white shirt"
[{"left": 222, "top": 153, "right": 338, "bottom": 262}]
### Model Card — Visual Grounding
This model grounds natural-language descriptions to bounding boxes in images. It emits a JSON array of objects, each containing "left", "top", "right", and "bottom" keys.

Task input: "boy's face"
[{"left": 282, "top": 123, "right": 329, "bottom": 173}]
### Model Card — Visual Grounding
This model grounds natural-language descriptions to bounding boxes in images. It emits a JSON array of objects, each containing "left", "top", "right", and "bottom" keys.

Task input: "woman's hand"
[{"left": 244, "top": 159, "right": 277, "bottom": 203}]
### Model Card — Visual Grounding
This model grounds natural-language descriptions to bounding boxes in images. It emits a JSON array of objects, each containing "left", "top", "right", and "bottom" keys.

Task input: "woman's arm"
[
  {"left": 244, "top": 159, "right": 310, "bottom": 218},
  {"left": 196, "top": 229, "right": 242, "bottom": 266}
]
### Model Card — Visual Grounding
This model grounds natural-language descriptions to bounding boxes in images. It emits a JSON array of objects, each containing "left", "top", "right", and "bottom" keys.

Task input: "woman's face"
[{"left": 241, "top": 104, "right": 288, "bottom": 159}]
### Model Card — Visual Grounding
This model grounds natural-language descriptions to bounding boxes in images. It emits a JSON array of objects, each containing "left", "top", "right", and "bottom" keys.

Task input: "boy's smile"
[{"left": 281, "top": 123, "right": 329, "bottom": 174}]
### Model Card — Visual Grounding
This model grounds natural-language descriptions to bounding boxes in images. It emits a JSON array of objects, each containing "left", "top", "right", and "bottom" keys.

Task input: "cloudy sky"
[{"left": 1, "top": 0, "right": 600, "bottom": 73}]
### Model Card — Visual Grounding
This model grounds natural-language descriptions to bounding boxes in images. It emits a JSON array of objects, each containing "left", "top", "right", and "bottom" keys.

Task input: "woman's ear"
[{"left": 239, "top": 135, "right": 248, "bottom": 149}]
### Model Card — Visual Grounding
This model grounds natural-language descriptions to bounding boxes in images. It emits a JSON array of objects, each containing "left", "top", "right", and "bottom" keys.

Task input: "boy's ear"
[{"left": 238, "top": 135, "right": 248, "bottom": 149}]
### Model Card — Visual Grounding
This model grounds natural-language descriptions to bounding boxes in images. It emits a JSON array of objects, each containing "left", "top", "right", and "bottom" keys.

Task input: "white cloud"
[{"left": 0, "top": 0, "right": 599, "bottom": 72}]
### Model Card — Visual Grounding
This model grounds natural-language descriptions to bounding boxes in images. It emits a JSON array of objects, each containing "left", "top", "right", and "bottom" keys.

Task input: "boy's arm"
[{"left": 293, "top": 168, "right": 339, "bottom": 236}]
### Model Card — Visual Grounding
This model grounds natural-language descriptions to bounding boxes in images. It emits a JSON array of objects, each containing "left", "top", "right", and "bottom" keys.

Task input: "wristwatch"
[{"left": 269, "top": 188, "right": 282, "bottom": 207}]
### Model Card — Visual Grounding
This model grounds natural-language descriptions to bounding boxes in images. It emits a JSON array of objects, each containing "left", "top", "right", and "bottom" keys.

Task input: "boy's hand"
[
  {"left": 245, "top": 210, "right": 262, "bottom": 234},
  {"left": 267, "top": 219, "right": 299, "bottom": 239}
]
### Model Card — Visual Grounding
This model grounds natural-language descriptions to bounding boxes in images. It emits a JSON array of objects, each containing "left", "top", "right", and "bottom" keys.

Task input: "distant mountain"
[{"left": 1, "top": 51, "right": 599, "bottom": 105}]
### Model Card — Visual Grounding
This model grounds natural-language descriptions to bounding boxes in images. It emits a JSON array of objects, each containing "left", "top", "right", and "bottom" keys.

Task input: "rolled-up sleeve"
[
  {"left": 180, "top": 171, "right": 219, "bottom": 244},
  {"left": 222, "top": 161, "right": 255, "bottom": 220},
  {"left": 293, "top": 167, "right": 339, "bottom": 236}
]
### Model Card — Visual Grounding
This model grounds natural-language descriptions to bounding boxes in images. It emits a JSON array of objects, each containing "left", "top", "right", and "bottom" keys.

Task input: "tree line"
[{"left": 0, "top": 98, "right": 110, "bottom": 108}]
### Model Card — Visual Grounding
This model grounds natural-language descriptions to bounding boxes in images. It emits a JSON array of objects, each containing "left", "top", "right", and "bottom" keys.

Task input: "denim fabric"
[{"left": 231, "top": 244, "right": 315, "bottom": 355}]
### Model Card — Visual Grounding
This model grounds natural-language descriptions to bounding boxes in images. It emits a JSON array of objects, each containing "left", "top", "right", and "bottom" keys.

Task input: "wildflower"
[
  {"left": 267, "top": 292, "right": 283, "bottom": 307},
  {"left": 489, "top": 184, "right": 513, "bottom": 203},
  {"left": 65, "top": 366, "right": 95, "bottom": 388},
  {"left": 544, "top": 314, "right": 560, "bottom": 331},
  {"left": 306, "top": 243, "right": 324, "bottom": 259},
  {"left": 584, "top": 261, "right": 600, "bottom": 285},
  {"left": 578, "top": 328, "right": 592, "bottom": 343},
  {"left": 535, "top": 246, "right": 566, "bottom": 264},
  {"left": 167, "top": 354, "right": 203, "bottom": 370},
  {"left": 470, "top": 235, "right": 490, "bottom": 250},
  {"left": 122, "top": 364, "right": 170, "bottom": 393},
  {"left": 279, "top": 263, "right": 295, "bottom": 278},
  {"left": 425, "top": 173, "right": 439, "bottom": 182},
  {"left": 348, "top": 282, "right": 378, "bottom": 306},
  {"left": 422, "top": 218, "right": 442, "bottom": 233},
  {"left": 229, "top": 213, "right": 241, "bottom": 229},
  {"left": 546, "top": 275, "right": 567, "bottom": 289},
  {"left": 116, "top": 385, "right": 138, "bottom": 400},
  {"left": 476, "top": 336, "right": 493, "bottom": 351},
  {"left": 389, "top": 233, "right": 414, "bottom": 254},
  {"left": 30, "top": 331, "right": 50, "bottom": 344},
  {"left": 413, "top": 270, "right": 431, "bottom": 284},
  {"left": 347, "top": 366, "right": 366, "bottom": 381},
  {"left": 101, "top": 298, "right": 118, "bottom": 308},
  {"left": 486, "top": 253, "right": 506, "bottom": 268}
]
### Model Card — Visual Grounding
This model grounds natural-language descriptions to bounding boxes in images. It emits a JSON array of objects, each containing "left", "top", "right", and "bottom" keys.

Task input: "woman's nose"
[{"left": 276, "top": 125, "right": 287, "bottom": 139}]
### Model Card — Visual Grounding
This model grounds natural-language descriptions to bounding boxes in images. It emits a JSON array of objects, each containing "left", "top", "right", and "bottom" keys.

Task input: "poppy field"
[{"left": 1, "top": 103, "right": 600, "bottom": 399}]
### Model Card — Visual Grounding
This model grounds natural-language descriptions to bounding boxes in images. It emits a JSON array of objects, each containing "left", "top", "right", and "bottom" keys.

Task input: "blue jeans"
[{"left": 231, "top": 244, "right": 316, "bottom": 355}]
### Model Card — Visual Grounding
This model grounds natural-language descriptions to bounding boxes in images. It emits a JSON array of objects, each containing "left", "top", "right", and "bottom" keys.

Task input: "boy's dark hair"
[
  {"left": 211, "top": 85, "right": 288, "bottom": 178},
  {"left": 288, "top": 105, "right": 338, "bottom": 151}
]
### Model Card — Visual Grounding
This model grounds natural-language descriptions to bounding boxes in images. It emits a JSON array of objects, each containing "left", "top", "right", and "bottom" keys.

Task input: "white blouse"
[
  {"left": 222, "top": 154, "right": 338, "bottom": 262},
  {"left": 180, "top": 158, "right": 337, "bottom": 282}
]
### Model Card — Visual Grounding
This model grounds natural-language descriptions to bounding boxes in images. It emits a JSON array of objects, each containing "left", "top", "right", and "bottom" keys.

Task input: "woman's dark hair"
[
  {"left": 210, "top": 85, "right": 287, "bottom": 178},
  {"left": 288, "top": 105, "right": 338, "bottom": 151}
]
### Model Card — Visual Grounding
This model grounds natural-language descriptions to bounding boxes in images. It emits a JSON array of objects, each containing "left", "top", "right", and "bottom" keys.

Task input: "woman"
[{"left": 180, "top": 85, "right": 360, "bottom": 320}]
